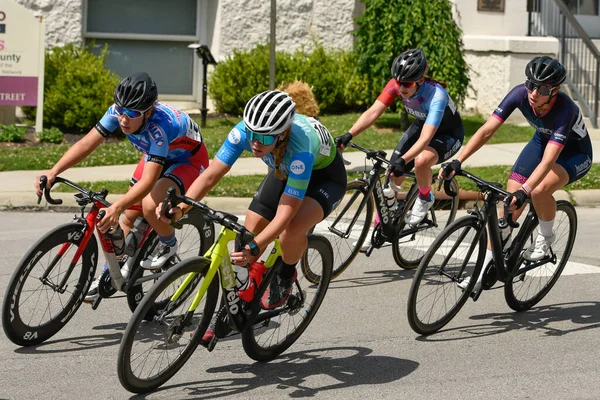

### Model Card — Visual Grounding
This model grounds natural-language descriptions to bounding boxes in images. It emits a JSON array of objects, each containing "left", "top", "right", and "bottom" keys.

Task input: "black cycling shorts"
[
  {"left": 249, "top": 151, "right": 347, "bottom": 221},
  {"left": 390, "top": 119, "right": 464, "bottom": 171}
]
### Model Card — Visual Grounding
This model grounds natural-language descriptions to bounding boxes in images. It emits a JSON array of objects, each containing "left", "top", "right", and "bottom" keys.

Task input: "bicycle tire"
[
  {"left": 117, "top": 256, "right": 218, "bottom": 394},
  {"left": 393, "top": 176, "right": 459, "bottom": 269},
  {"left": 407, "top": 215, "right": 486, "bottom": 335},
  {"left": 504, "top": 200, "right": 577, "bottom": 311},
  {"left": 126, "top": 207, "right": 215, "bottom": 319},
  {"left": 305, "top": 180, "right": 373, "bottom": 282},
  {"left": 242, "top": 234, "right": 333, "bottom": 362},
  {"left": 2, "top": 222, "right": 97, "bottom": 346}
]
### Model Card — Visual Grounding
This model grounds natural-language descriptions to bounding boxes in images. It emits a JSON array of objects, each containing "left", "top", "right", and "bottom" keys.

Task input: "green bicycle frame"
[{"left": 170, "top": 224, "right": 283, "bottom": 312}]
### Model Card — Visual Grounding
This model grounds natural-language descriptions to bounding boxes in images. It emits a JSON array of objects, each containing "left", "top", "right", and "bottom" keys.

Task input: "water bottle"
[
  {"left": 500, "top": 225, "right": 512, "bottom": 250},
  {"left": 107, "top": 224, "right": 125, "bottom": 257},
  {"left": 383, "top": 185, "right": 397, "bottom": 214},
  {"left": 124, "top": 217, "right": 149, "bottom": 257},
  {"left": 239, "top": 261, "right": 267, "bottom": 302}
]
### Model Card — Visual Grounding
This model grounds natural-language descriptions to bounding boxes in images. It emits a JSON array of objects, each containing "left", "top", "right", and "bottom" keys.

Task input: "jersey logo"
[
  {"left": 228, "top": 128, "right": 241, "bottom": 145},
  {"left": 148, "top": 124, "right": 165, "bottom": 146},
  {"left": 290, "top": 160, "right": 305, "bottom": 175}
]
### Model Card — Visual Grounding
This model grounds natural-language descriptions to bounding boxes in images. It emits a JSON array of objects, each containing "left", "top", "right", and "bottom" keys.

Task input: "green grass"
[
  {"left": 55, "top": 164, "right": 600, "bottom": 197},
  {"left": 0, "top": 113, "right": 533, "bottom": 172}
]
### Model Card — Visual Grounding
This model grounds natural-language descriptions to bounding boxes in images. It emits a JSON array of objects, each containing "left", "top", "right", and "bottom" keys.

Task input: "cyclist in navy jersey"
[
  {"left": 158, "top": 89, "right": 346, "bottom": 336},
  {"left": 443, "top": 56, "right": 593, "bottom": 292},
  {"left": 34, "top": 72, "right": 209, "bottom": 301},
  {"left": 336, "top": 48, "right": 464, "bottom": 250}
]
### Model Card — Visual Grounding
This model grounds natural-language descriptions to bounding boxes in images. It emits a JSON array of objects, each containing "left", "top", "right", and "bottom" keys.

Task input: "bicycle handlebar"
[
  {"left": 160, "top": 187, "right": 255, "bottom": 246},
  {"left": 38, "top": 176, "right": 111, "bottom": 208}
]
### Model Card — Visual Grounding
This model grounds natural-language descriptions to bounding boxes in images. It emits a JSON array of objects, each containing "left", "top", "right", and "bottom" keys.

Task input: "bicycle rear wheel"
[
  {"left": 407, "top": 216, "right": 486, "bottom": 335},
  {"left": 242, "top": 234, "right": 333, "bottom": 362},
  {"left": 118, "top": 257, "right": 218, "bottom": 394},
  {"left": 306, "top": 180, "right": 373, "bottom": 282},
  {"left": 504, "top": 201, "right": 577, "bottom": 311},
  {"left": 393, "top": 176, "right": 459, "bottom": 269},
  {"left": 2, "top": 223, "right": 97, "bottom": 346},
  {"left": 126, "top": 208, "right": 215, "bottom": 318}
]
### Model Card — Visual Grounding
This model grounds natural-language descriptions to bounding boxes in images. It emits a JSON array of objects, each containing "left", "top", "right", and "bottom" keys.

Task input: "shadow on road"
[
  {"left": 131, "top": 346, "right": 418, "bottom": 399},
  {"left": 327, "top": 267, "right": 416, "bottom": 290},
  {"left": 12, "top": 322, "right": 127, "bottom": 354},
  {"left": 415, "top": 301, "right": 600, "bottom": 341}
]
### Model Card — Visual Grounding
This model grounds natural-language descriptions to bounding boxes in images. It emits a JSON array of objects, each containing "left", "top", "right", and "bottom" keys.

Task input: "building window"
[
  {"left": 564, "top": 0, "right": 599, "bottom": 15},
  {"left": 84, "top": 0, "right": 204, "bottom": 98}
]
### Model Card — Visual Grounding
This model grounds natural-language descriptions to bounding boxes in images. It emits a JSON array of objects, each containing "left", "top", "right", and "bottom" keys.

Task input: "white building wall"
[{"left": 15, "top": 0, "right": 83, "bottom": 48}]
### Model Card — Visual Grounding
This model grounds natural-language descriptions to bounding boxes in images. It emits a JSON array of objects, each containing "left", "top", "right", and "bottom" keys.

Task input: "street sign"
[{"left": 0, "top": 0, "right": 45, "bottom": 131}]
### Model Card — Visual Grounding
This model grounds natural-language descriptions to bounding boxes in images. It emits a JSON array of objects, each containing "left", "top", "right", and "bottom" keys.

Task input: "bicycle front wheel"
[
  {"left": 393, "top": 176, "right": 459, "bottom": 269},
  {"left": 118, "top": 257, "right": 218, "bottom": 394},
  {"left": 407, "top": 216, "right": 486, "bottom": 335},
  {"left": 242, "top": 234, "right": 333, "bottom": 362},
  {"left": 126, "top": 207, "right": 215, "bottom": 318},
  {"left": 2, "top": 222, "right": 97, "bottom": 346},
  {"left": 504, "top": 200, "right": 577, "bottom": 311}
]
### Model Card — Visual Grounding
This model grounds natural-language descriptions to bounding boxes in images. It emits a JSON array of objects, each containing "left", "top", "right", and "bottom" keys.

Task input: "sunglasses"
[
  {"left": 525, "top": 79, "right": 556, "bottom": 96},
  {"left": 247, "top": 130, "right": 279, "bottom": 145},
  {"left": 115, "top": 106, "right": 149, "bottom": 119},
  {"left": 398, "top": 81, "right": 418, "bottom": 89}
]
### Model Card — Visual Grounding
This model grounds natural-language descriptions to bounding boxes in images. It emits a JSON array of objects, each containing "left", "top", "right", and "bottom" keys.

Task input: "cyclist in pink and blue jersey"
[
  {"left": 34, "top": 72, "right": 209, "bottom": 300},
  {"left": 336, "top": 48, "right": 464, "bottom": 249}
]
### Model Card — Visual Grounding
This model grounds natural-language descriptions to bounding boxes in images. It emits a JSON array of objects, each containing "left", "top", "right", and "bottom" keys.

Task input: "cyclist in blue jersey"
[
  {"left": 159, "top": 90, "right": 346, "bottom": 322},
  {"left": 336, "top": 48, "right": 464, "bottom": 250},
  {"left": 442, "top": 56, "right": 593, "bottom": 292},
  {"left": 34, "top": 72, "right": 209, "bottom": 301}
]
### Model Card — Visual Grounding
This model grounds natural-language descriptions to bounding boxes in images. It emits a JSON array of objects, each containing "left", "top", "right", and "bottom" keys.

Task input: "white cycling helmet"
[{"left": 243, "top": 90, "right": 296, "bottom": 136}]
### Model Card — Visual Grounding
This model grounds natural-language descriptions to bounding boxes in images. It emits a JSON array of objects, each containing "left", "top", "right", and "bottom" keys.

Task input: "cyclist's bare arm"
[
  {"left": 112, "top": 160, "right": 163, "bottom": 214},
  {"left": 344, "top": 100, "right": 388, "bottom": 140},
  {"left": 457, "top": 116, "right": 503, "bottom": 164},
  {"left": 35, "top": 128, "right": 105, "bottom": 196}
]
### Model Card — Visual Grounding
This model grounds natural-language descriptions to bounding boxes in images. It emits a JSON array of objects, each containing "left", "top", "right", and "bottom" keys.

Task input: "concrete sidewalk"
[{"left": 1, "top": 134, "right": 599, "bottom": 212}]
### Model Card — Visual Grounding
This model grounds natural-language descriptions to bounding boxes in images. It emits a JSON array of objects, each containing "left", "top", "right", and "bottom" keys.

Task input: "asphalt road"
[{"left": 1, "top": 209, "right": 599, "bottom": 400}]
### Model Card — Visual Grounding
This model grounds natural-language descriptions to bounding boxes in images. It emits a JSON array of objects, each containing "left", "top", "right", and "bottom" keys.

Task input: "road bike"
[
  {"left": 407, "top": 168, "right": 577, "bottom": 335},
  {"left": 117, "top": 187, "right": 333, "bottom": 393},
  {"left": 307, "top": 142, "right": 459, "bottom": 281},
  {"left": 2, "top": 176, "right": 214, "bottom": 346}
]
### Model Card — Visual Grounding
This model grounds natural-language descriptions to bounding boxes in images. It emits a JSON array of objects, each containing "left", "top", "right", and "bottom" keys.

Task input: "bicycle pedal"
[
  {"left": 206, "top": 336, "right": 219, "bottom": 352},
  {"left": 470, "top": 287, "right": 483, "bottom": 302}
]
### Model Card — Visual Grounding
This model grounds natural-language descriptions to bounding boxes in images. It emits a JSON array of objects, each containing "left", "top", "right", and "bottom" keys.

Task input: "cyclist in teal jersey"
[
  {"left": 34, "top": 72, "right": 209, "bottom": 300},
  {"left": 159, "top": 90, "right": 347, "bottom": 320},
  {"left": 336, "top": 48, "right": 464, "bottom": 249}
]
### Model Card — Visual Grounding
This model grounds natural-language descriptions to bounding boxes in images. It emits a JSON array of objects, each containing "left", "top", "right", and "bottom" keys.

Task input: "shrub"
[
  {"left": 36, "top": 126, "right": 64, "bottom": 144},
  {"left": 0, "top": 124, "right": 26, "bottom": 142},
  {"left": 209, "top": 43, "right": 371, "bottom": 115},
  {"left": 354, "top": 0, "right": 471, "bottom": 108},
  {"left": 22, "top": 43, "right": 120, "bottom": 133}
]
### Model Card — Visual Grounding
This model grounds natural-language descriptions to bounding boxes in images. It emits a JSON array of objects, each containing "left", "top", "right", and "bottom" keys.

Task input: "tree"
[{"left": 354, "top": 0, "right": 470, "bottom": 108}]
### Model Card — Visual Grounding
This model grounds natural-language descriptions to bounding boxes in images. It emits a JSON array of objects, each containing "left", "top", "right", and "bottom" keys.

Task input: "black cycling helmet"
[
  {"left": 114, "top": 72, "right": 158, "bottom": 111},
  {"left": 243, "top": 90, "right": 296, "bottom": 136},
  {"left": 391, "top": 48, "right": 429, "bottom": 82},
  {"left": 525, "top": 56, "right": 566, "bottom": 87}
]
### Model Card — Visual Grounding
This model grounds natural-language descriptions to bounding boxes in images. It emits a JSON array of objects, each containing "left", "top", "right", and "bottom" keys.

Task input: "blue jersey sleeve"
[
  {"left": 283, "top": 152, "right": 315, "bottom": 200},
  {"left": 493, "top": 85, "right": 526, "bottom": 122},
  {"left": 424, "top": 89, "right": 449, "bottom": 128},
  {"left": 96, "top": 105, "right": 120, "bottom": 137},
  {"left": 215, "top": 123, "right": 251, "bottom": 167}
]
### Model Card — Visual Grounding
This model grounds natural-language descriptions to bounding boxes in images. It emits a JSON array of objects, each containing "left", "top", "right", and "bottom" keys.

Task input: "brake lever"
[{"left": 160, "top": 187, "right": 184, "bottom": 229}]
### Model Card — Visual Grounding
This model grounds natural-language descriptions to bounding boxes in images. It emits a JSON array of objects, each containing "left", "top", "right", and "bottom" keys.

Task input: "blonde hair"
[
  {"left": 277, "top": 80, "right": 320, "bottom": 118},
  {"left": 270, "top": 80, "right": 319, "bottom": 179}
]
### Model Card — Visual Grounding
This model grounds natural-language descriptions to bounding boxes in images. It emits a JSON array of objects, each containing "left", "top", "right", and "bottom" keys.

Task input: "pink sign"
[{"left": 0, "top": 76, "right": 38, "bottom": 106}]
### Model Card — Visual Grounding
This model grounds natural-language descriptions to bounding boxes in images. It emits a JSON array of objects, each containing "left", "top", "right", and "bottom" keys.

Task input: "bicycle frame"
[{"left": 169, "top": 225, "right": 283, "bottom": 334}]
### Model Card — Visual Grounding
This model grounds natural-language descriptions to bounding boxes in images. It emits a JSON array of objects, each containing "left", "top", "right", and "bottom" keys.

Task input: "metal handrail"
[{"left": 528, "top": 0, "right": 600, "bottom": 128}]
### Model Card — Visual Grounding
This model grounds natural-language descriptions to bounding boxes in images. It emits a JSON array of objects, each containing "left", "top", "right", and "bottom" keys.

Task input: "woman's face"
[
  {"left": 398, "top": 77, "right": 424, "bottom": 99},
  {"left": 247, "top": 130, "right": 288, "bottom": 158},
  {"left": 117, "top": 109, "right": 152, "bottom": 134},
  {"left": 527, "top": 85, "right": 555, "bottom": 109}
]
